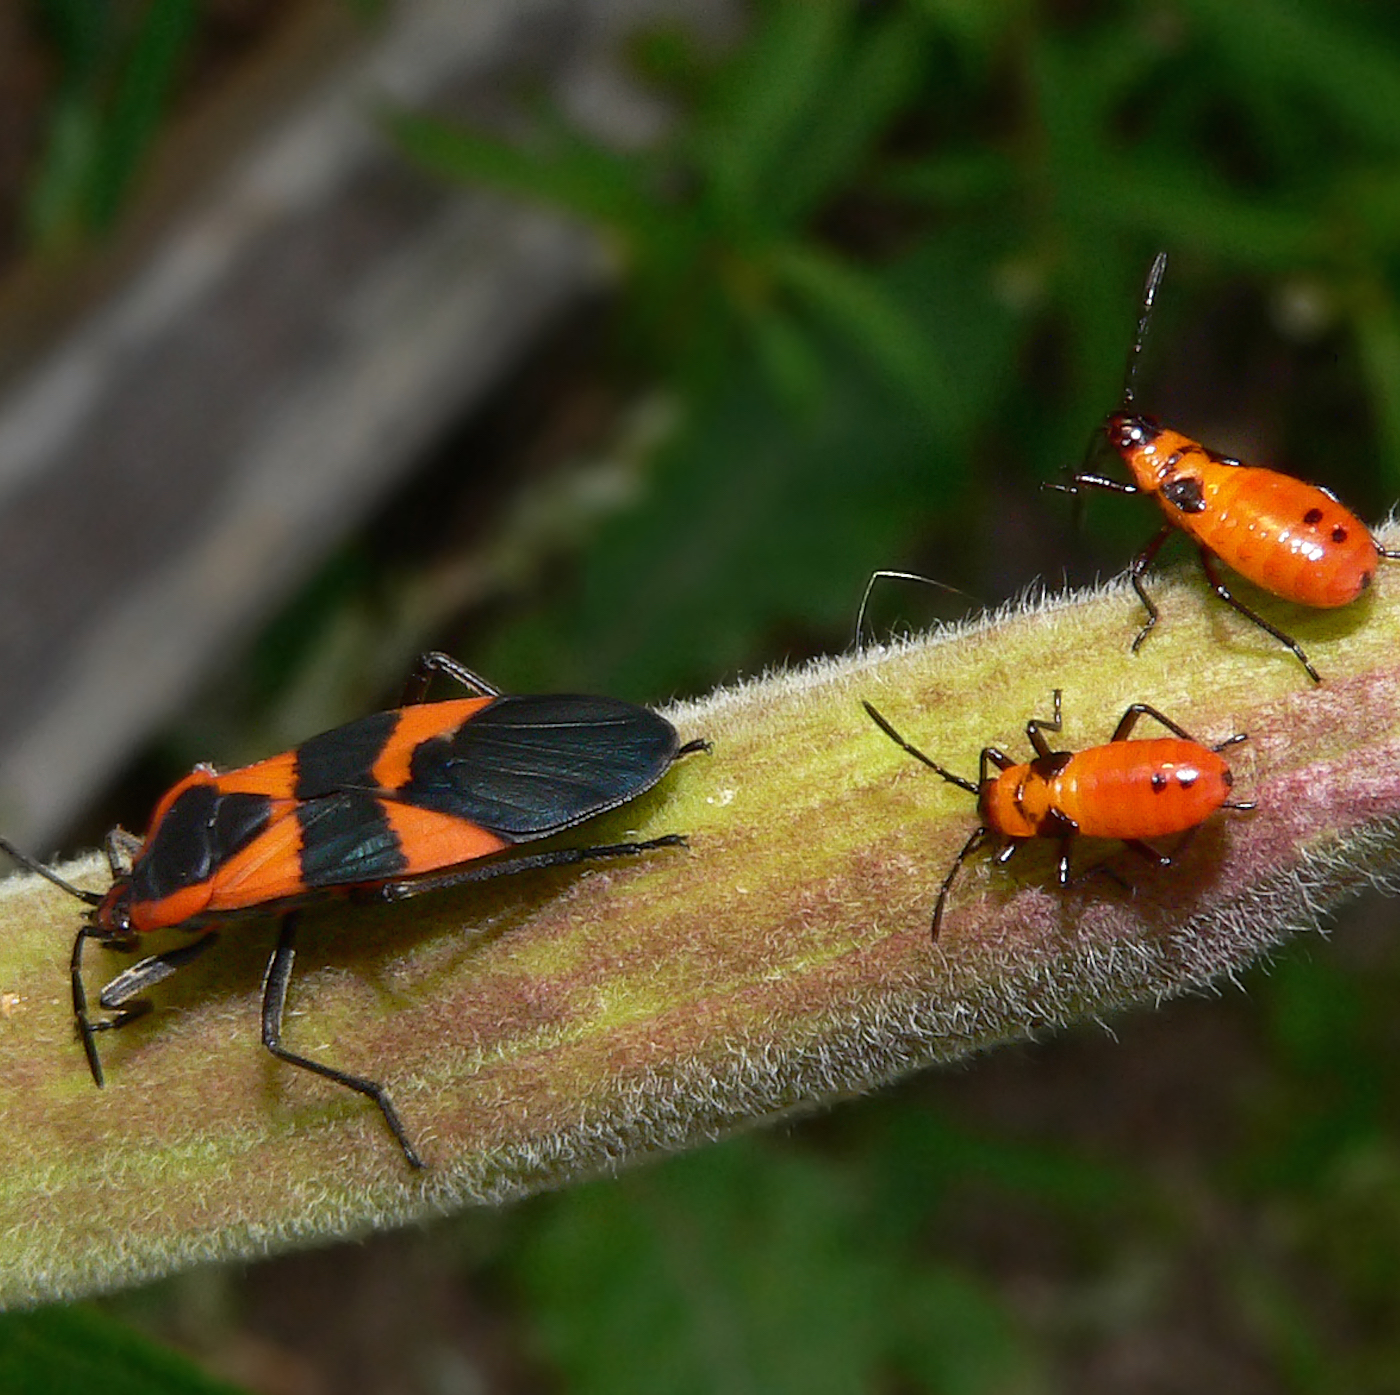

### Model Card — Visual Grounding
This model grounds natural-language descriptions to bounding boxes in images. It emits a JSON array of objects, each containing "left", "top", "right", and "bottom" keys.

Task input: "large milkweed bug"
[
  {"left": 863, "top": 690, "right": 1254, "bottom": 939},
  {"left": 1047, "top": 253, "right": 1400, "bottom": 682},
  {"left": 0, "top": 652, "right": 707, "bottom": 1169}
]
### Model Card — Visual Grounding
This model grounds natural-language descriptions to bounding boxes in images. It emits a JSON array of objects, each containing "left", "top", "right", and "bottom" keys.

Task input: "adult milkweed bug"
[
  {"left": 863, "top": 690, "right": 1254, "bottom": 939},
  {"left": 0, "top": 652, "right": 707, "bottom": 1169},
  {"left": 1047, "top": 253, "right": 1400, "bottom": 683}
]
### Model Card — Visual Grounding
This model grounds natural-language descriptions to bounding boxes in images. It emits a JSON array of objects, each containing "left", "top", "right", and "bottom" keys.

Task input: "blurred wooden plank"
[{"left": 0, "top": 0, "right": 726, "bottom": 845}]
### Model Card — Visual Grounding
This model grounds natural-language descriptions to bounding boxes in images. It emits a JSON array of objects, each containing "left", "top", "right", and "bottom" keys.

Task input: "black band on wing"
[
  {"left": 131, "top": 786, "right": 274, "bottom": 904},
  {"left": 398, "top": 694, "right": 680, "bottom": 838},
  {"left": 297, "top": 792, "right": 409, "bottom": 888},
  {"left": 295, "top": 711, "right": 398, "bottom": 799}
]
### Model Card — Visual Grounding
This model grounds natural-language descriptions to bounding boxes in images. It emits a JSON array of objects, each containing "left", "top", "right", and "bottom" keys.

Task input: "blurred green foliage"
[
  {"left": 25, "top": 0, "right": 197, "bottom": 249},
  {"left": 0, "top": 1304, "right": 246, "bottom": 1394}
]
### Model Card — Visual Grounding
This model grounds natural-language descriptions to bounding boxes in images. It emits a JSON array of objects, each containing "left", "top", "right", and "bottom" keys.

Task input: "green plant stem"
[{"left": 3, "top": 549, "right": 1400, "bottom": 1307}]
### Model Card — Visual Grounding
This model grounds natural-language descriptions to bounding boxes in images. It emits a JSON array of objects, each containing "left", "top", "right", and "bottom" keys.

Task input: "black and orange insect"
[
  {"left": 1, "top": 652, "right": 706, "bottom": 1168},
  {"left": 863, "top": 690, "right": 1253, "bottom": 939},
  {"left": 1048, "top": 253, "right": 1399, "bottom": 682}
]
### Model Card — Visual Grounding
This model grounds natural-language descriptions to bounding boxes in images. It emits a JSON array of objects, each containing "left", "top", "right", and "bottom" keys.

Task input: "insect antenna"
[
  {"left": 0, "top": 835, "right": 103, "bottom": 907},
  {"left": 853, "top": 572, "right": 975, "bottom": 652},
  {"left": 862, "top": 701, "right": 978, "bottom": 794},
  {"left": 1121, "top": 251, "right": 1169, "bottom": 411}
]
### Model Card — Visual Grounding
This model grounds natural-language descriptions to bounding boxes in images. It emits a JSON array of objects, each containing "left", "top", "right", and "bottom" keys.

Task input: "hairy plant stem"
[{"left": 2, "top": 548, "right": 1399, "bottom": 1307}]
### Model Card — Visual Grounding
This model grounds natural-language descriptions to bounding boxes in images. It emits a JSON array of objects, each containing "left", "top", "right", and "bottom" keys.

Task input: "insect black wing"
[{"left": 392, "top": 694, "right": 681, "bottom": 839}]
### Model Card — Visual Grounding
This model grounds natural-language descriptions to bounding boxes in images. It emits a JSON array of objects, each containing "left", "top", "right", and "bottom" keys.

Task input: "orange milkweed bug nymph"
[
  {"left": 1046, "top": 253, "right": 1400, "bottom": 683},
  {"left": 862, "top": 690, "right": 1254, "bottom": 940},
  {"left": 0, "top": 652, "right": 707, "bottom": 1169}
]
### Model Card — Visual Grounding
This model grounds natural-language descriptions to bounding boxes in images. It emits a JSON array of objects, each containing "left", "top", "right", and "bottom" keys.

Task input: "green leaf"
[
  {"left": 693, "top": 0, "right": 849, "bottom": 228},
  {"left": 1350, "top": 292, "right": 1400, "bottom": 490},
  {"left": 1083, "top": 158, "right": 1319, "bottom": 268},
  {"left": 0, "top": 1307, "right": 244, "bottom": 1395},
  {"left": 1183, "top": 0, "right": 1400, "bottom": 153},
  {"left": 88, "top": 0, "right": 198, "bottom": 227},
  {"left": 876, "top": 151, "right": 1015, "bottom": 208},
  {"left": 733, "top": 294, "right": 831, "bottom": 416},
  {"left": 772, "top": 9, "right": 930, "bottom": 228},
  {"left": 771, "top": 243, "right": 957, "bottom": 425},
  {"left": 383, "top": 109, "right": 663, "bottom": 246},
  {"left": 517, "top": 1137, "right": 1039, "bottom": 1395}
]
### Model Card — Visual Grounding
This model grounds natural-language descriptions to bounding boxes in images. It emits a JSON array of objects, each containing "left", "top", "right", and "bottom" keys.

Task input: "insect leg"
[
  {"left": 73, "top": 931, "right": 219, "bottom": 1087},
  {"left": 1110, "top": 702, "right": 1197, "bottom": 743},
  {"left": 1026, "top": 689, "right": 1064, "bottom": 759},
  {"left": 97, "top": 933, "right": 220, "bottom": 1011},
  {"left": 932, "top": 825, "right": 992, "bottom": 942},
  {"left": 1197, "top": 548, "right": 1321, "bottom": 683},
  {"left": 1042, "top": 472, "right": 1142, "bottom": 499},
  {"left": 979, "top": 747, "right": 1016, "bottom": 780},
  {"left": 1055, "top": 836, "right": 1076, "bottom": 887},
  {"left": 373, "top": 836, "right": 690, "bottom": 904},
  {"left": 260, "top": 913, "right": 425, "bottom": 1170},
  {"left": 399, "top": 651, "right": 502, "bottom": 706},
  {"left": 1120, "top": 837, "right": 1176, "bottom": 869},
  {"left": 1128, "top": 526, "right": 1175, "bottom": 652}
]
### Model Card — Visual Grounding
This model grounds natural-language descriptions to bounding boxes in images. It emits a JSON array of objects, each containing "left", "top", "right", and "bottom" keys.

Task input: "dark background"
[{"left": 5, "top": 1, "right": 1400, "bottom": 1391}]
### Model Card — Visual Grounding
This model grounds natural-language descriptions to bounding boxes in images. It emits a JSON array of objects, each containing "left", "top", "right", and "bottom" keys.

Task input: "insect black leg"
[
  {"left": 261, "top": 913, "right": 425, "bottom": 1170},
  {"left": 979, "top": 747, "right": 1017, "bottom": 780},
  {"left": 1110, "top": 704, "right": 1253, "bottom": 760},
  {"left": 1055, "top": 836, "right": 1076, "bottom": 887},
  {"left": 1198, "top": 548, "right": 1320, "bottom": 683},
  {"left": 1128, "top": 526, "right": 1174, "bottom": 652},
  {"left": 73, "top": 930, "right": 219, "bottom": 1087},
  {"left": 1376, "top": 540, "right": 1400, "bottom": 561},
  {"left": 373, "top": 836, "right": 690, "bottom": 904},
  {"left": 399, "top": 651, "right": 502, "bottom": 706},
  {"left": 1110, "top": 702, "right": 1197, "bottom": 743},
  {"left": 1026, "top": 690, "right": 1064, "bottom": 759},
  {"left": 72, "top": 926, "right": 112, "bottom": 1086},
  {"left": 993, "top": 841, "right": 1020, "bottom": 867},
  {"left": 1121, "top": 837, "right": 1176, "bottom": 869},
  {"left": 676, "top": 738, "right": 712, "bottom": 758},
  {"left": 97, "top": 933, "right": 220, "bottom": 1011},
  {"left": 932, "top": 825, "right": 992, "bottom": 942},
  {"left": 1042, "top": 472, "right": 1142, "bottom": 499},
  {"left": 862, "top": 701, "right": 979, "bottom": 794}
]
